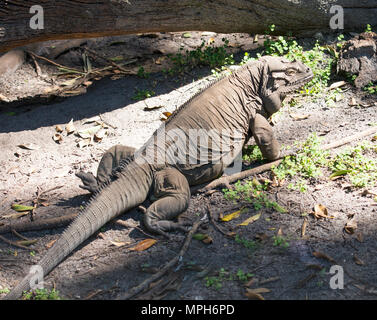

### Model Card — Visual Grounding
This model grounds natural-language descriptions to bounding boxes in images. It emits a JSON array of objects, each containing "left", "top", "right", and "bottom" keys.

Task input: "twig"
[
  {"left": 116, "top": 217, "right": 204, "bottom": 300},
  {"left": 0, "top": 213, "right": 78, "bottom": 235},
  {"left": 26, "top": 51, "right": 84, "bottom": 74},
  {"left": 195, "top": 126, "right": 377, "bottom": 194},
  {"left": 83, "top": 47, "right": 137, "bottom": 74},
  {"left": 207, "top": 205, "right": 235, "bottom": 238},
  {"left": 0, "top": 234, "right": 30, "bottom": 250}
]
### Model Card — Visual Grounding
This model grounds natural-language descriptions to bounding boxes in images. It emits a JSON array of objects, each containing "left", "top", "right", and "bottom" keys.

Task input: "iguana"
[{"left": 5, "top": 56, "right": 313, "bottom": 299}]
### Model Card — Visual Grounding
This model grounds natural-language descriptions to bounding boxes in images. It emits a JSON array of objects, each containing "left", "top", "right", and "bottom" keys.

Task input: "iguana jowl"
[{"left": 5, "top": 56, "right": 313, "bottom": 299}]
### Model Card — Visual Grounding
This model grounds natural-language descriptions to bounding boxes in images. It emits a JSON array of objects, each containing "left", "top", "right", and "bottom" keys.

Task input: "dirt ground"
[{"left": 0, "top": 31, "right": 376, "bottom": 301}]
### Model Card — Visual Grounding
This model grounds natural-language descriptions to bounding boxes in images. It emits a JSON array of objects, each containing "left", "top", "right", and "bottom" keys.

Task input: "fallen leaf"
[
  {"left": 155, "top": 56, "right": 166, "bottom": 65},
  {"left": 143, "top": 105, "right": 164, "bottom": 111},
  {"left": 110, "top": 240, "right": 130, "bottom": 247},
  {"left": 349, "top": 97, "right": 358, "bottom": 106},
  {"left": 311, "top": 204, "right": 334, "bottom": 219},
  {"left": 2, "top": 212, "right": 30, "bottom": 219},
  {"left": 16, "top": 239, "right": 38, "bottom": 246},
  {"left": 94, "top": 128, "right": 107, "bottom": 142},
  {"left": 245, "top": 288, "right": 270, "bottom": 300},
  {"left": 301, "top": 218, "right": 308, "bottom": 238},
  {"left": 353, "top": 255, "right": 364, "bottom": 266},
  {"left": 193, "top": 233, "right": 208, "bottom": 241},
  {"left": 160, "top": 111, "right": 172, "bottom": 121},
  {"left": 277, "top": 227, "right": 283, "bottom": 236},
  {"left": 77, "top": 138, "right": 92, "bottom": 149},
  {"left": 82, "top": 116, "right": 101, "bottom": 125},
  {"left": 254, "top": 233, "right": 269, "bottom": 241},
  {"left": 238, "top": 213, "right": 261, "bottom": 226},
  {"left": 53, "top": 133, "right": 63, "bottom": 144},
  {"left": 55, "top": 125, "right": 63, "bottom": 133},
  {"left": 11, "top": 204, "right": 35, "bottom": 212},
  {"left": 221, "top": 207, "right": 246, "bottom": 222},
  {"left": 65, "top": 119, "right": 76, "bottom": 135},
  {"left": 345, "top": 217, "right": 357, "bottom": 234},
  {"left": 129, "top": 239, "right": 157, "bottom": 251},
  {"left": 312, "top": 251, "right": 336, "bottom": 263},
  {"left": 289, "top": 113, "right": 310, "bottom": 121},
  {"left": 329, "top": 81, "right": 347, "bottom": 90},
  {"left": 329, "top": 170, "right": 351, "bottom": 180},
  {"left": 45, "top": 239, "right": 56, "bottom": 249},
  {"left": 77, "top": 125, "right": 102, "bottom": 139},
  {"left": 60, "top": 78, "right": 78, "bottom": 87},
  {"left": 18, "top": 143, "right": 40, "bottom": 150},
  {"left": 182, "top": 32, "right": 192, "bottom": 38}
]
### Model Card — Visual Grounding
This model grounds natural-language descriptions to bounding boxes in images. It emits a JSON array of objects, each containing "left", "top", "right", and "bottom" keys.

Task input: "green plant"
[
  {"left": 328, "top": 141, "right": 377, "bottom": 188},
  {"left": 132, "top": 89, "right": 155, "bottom": 101},
  {"left": 137, "top": 66, "right": 150, "bottom": 79},
  {"left": 235, "top": 234, "right": 257, "bottom": 251},
  {"left": 222, "top": 179, "right": 287, "bottom": 212},
  {"left": 167, "top": 38, "right": 235, "bottom": 75},
  {"left": 235, "top": 269, "right": 253, "bottom": 282},
  {"left": 272, "top": 133, "right": 330, "bottom": 191},
  {"left": 0, "top": 288, "right": 10, "bottom": 294},
  {"left": 22, "top": 288, "right": 62, "bottom": 300},
  {"left": 364, "top": 81, "right": 377, "bottom": 94},
  {"left": 204, "top": 268, "right": 231, "bottom": 290},
  {"left": 365, "top": 24, "right": 373, "bottom": 33},
  {"left": 272, "top": 235, "right": 290, "bottom": 248},
  {"left": 242, "top": 145, "right": 264, "bottom": 162}
]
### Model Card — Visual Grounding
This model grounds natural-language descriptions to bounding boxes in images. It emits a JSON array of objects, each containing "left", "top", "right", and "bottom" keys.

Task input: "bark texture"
[{"left": 0, "top": 0, "right": 376, "bottom": 52}]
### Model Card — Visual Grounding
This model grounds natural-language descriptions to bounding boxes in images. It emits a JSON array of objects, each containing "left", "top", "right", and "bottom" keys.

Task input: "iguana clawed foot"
[{"left": 76, "top": 171, "right": 100, "bottom": 194}]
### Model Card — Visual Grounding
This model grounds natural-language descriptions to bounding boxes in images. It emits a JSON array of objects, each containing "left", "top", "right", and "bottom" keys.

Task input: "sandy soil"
[{"left": 0, "top": 32, "right": 376, "bottom": 300}]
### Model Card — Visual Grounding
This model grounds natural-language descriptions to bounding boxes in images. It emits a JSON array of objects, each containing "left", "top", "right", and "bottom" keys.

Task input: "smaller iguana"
[{"left": 5, "top": 56, "right": 313, "bottom": 299}]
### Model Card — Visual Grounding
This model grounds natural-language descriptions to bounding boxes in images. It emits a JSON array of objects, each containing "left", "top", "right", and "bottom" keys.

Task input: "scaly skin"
[{"left": 5, "top": 56, "right": 313, "bottom": 299}]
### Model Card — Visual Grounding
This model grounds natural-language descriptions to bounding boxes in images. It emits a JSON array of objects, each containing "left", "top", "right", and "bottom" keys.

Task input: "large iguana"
[{"left": 5, "top": 56, "right": 313, "bottom": 299}]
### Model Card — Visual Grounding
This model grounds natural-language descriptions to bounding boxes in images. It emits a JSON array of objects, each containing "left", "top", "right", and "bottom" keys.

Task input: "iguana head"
[{"left": 259, "top": 56, "right": 313, "bottom": 116}]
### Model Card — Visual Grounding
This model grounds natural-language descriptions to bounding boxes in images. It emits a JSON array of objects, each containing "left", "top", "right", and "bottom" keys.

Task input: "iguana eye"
[{"left": 286, "top": 68, "right": 296, "bottom": 76}]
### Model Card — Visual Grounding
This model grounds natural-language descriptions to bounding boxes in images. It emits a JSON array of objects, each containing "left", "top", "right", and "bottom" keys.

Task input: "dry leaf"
[
  {"left": 16, "top": 239, "right": 38, "bottom": 246},
  {"left": 143, "top": 105, "right": 164, "bottom": 111},
  {"left": 277, "top": 227, "right": 283, "bottom": 236},
  {"left": 312, "top": 251, "right": 336, "bottom": 263},
  {"left": 353, "top": 255, "right": 364, "bottom": 266},
  {"left": 94, "top": 129, "right": 107, "bottom": 142},
  {"left": 301, "top": 218, "right": 308, "bottom": 238},
  {"left": 55, "top": 125, "right": 63, "bottom": 133},
  {"left": 160, "top": 111, "right": 172, "bottom": 121},
  {"left": 245, "top": 288, "right": 270, "bottom": 300},
  {"left": 289, "top": 113, "right": 310, "bottom": 121},
  {"left": 82, "top": 116, "right": 101, "bottom": 124},
  {"left": 238, "top": 213, "right": 261, "bottom": 226},
  {"left": 345, "top": 217, "right": 357, "bottom": 234},
  {"left": 65, "top": 119, "right": 76, "bottom": 134},
  {"left": 221, "top": 207, "right": 246, "bottom": 222},
  {"left": 329, "top": 81, "right": 347, "bottom": 90},
  {"left": 2, "top": 212, "right": 29, "bottom": 219},
  {"left": 77, "top": 138, "right": 92, "bottom": 149},
  {"left": 77, "top": 125, "right": 102, "bottom": 139},
  {"left": 311, "top": 204, "right": 334, "bottom": 219},
  {"left": 53, "top": 133, "right": 63, "bottom": 144},
  {"left": 60, "top": 78, "right": 78, "bottom": 87},
  {"left": 110, "top": 240, "right": 129, "bottom": 247},
  {"left": 349, "top": 97, "right": 358, "bottom": 106},
  {"left": 46, "top": 239, "right": 56, "bottom": 249},
  {"left": 129, "top": 239, "right": 157, "bottom": 251},
  {"left": 18, "top": 143, "right": 40, "bottom": 150}
]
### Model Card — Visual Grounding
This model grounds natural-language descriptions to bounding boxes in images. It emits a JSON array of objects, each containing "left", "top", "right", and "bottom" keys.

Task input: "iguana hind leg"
[
  {"left": 143, "top": 167, "right": 190, "bottom": 238},
  {"left": 76, "top": 144, "right": 136, "bottom": 193}
]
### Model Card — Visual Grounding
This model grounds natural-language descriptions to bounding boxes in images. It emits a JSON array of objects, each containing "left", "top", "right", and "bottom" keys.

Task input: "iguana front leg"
[
  {"left": 250, "top": 113, "right": 281, "bottom": 161},
  {"left": 143, "top": 167, "right": 191, "bottom": 238},
  {"left": 76, "top": 144, "right": 136, "bottom": 193}
]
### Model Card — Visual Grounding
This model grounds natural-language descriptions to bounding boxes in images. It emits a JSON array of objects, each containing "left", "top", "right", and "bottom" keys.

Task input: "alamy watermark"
[
  {"left": 329, "top": 265, "right": 344, "bottom": 290},
  {"left": 30, "top": 5, "right": 44, "bottom": 30},
  {"left": 29, "top": 264, "right": 44, "bottom": 290}
]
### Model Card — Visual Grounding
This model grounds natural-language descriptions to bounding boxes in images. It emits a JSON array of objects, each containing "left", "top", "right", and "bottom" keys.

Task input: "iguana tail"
[{"left": 4, "top": 161, "right": 153, "bottom": 300}]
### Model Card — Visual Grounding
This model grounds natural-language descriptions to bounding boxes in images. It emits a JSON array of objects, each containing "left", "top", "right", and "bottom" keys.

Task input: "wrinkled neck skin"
[{"left": 259, "top": 64, "right": 286, "bottom": 117}]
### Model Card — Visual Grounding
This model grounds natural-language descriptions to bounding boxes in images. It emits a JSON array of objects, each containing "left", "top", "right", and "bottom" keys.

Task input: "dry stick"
[
  {"left": 196, "top": 126, "right": 377, "bottom": 194},
  {"left": 26, "top": 51, "right": 84, "bottom": 74},
  {"left": 83, "top": 47, "right": 137, "bottom": 74},
  {"left": 116, "top": 218, "right": 204, "bottom": 300},
  {"left": 0, "top": 213, "right": 78, "bottom": 235},
  {"left": 0, "top": 234, "right": 30, "bottom": 250}
]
